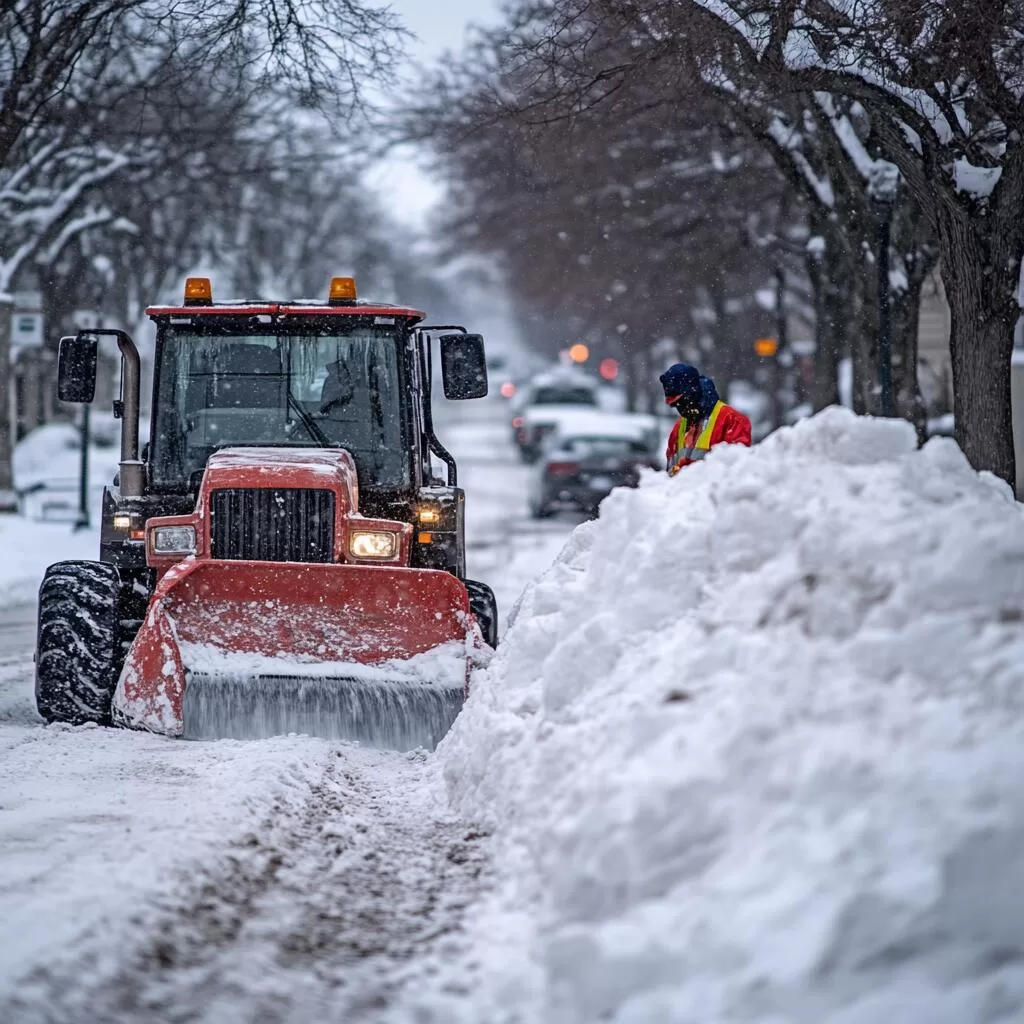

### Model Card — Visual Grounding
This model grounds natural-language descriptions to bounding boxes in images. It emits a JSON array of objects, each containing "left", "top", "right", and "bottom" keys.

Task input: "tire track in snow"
[{"left": 3, "top": 748, "right": 492, "bottom": 1024}]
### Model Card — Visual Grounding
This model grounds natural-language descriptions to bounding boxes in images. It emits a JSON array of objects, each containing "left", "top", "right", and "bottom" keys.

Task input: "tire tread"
[{"left": 35, "top": 560, "right": 121, "bottom": 725}]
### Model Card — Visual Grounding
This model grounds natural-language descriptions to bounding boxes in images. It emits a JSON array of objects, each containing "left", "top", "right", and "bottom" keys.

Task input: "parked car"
[
  {"left": 528, "top": 419, "right": 662, "bottom": 519},
  {"left": 511, "top": 370, "right": 602, "bottom": 460}
]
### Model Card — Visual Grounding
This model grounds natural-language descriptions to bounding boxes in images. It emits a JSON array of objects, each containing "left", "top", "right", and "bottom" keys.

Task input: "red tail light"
[
  {"left": 547, "top": 462, "right": 580, "bottom": 476},
  {"left": 512, "top": 416, "right": 524, "bottom": 428}
]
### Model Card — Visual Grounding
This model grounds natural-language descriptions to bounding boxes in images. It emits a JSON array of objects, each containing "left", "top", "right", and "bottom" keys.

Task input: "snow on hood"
[
  {"left": 204, "top": 446, "right": 352, "bottom": 474},
  {"left": 441, "top": 407, "right": 1024, "bottom": 1022}
]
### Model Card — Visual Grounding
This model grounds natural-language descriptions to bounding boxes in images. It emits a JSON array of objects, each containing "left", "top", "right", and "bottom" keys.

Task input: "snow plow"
[{"left": 35, "top": 277, "right": 497, "bottom": 750}]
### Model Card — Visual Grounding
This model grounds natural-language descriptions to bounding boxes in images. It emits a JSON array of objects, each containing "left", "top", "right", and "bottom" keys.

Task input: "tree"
[
  {"left": 404, "top": 3, "right": 798, "bottom": 410},
  {"left": 669, "top": 0, "right": 1024, "bottom": 481},
  {"left": 0, "top": 0, "right": 405, "bottom": 510},
  {"left": 0, "top": 0, "right": 402, "bottom": 171},
  {"left": 479, "top": 0, "right": 936, "bottom": 427}
]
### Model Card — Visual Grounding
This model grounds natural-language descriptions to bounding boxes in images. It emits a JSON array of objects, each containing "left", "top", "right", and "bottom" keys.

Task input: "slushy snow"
[{"left": 441, "top": 407, "right": 1024, "bottom": 1022}]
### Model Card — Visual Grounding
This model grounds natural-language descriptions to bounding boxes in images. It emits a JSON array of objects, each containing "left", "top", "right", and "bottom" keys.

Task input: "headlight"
[
  {"left": 416, "top": 505, "right": 441, "bottom": 525},
  {"left": 349, "top": 530, "right": 398, "bottom": 560},
  {"left": 151, "top": 525, "right": 196, "bottom": 554}
]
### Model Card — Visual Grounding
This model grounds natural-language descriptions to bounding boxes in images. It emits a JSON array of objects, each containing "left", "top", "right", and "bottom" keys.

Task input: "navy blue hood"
[{"left": 699, "top": 375, "right": 720, "bottom": 417}]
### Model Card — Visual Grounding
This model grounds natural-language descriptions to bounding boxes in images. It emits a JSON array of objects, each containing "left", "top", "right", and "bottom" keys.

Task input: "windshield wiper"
[{"left": 287, "top": 390, "right": 332, "bottom": 447}]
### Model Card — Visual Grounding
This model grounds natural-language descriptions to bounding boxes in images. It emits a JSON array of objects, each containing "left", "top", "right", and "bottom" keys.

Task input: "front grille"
[{"left": 209, "top": 488, "right": 335, "bottom": 562}]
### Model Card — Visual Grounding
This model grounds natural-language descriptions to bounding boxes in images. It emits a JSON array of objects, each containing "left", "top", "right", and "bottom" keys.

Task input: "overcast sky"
[
  {"left": 371, "top": 0, "right": 504, "bottom": 228},
  {"left": 389, "top": 0, "right": 503, "bottom": 60}
]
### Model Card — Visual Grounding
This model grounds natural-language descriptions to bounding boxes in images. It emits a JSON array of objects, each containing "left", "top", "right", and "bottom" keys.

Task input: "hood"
[
  {"left": 200, "top": 446, "right": 359, "bottom": 509},
  {"left": 700, "top": 376, "right": 720, "bottom": 417}
]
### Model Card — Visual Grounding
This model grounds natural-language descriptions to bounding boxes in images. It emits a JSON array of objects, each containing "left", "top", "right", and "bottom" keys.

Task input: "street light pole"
[
  {"left": 877, "top": 201, "right": 895, "bottom": 417},
  {"left": 870, "top": 164, "right": 899, "bottom": 417}
]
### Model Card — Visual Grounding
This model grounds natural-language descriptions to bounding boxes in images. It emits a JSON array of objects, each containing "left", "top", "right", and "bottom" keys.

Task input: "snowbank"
[
  {"left": 0, "top": 419, "right": 114, "bottom": 608},
  {"left": 13, "top": 416, "right": 127, "bottom": 492},
  {"left": 0, "top": 516, "right": 99, "bottom": 609},
  {"left": 442, "top": 407, "right": 1024, "bottom": 1022}
]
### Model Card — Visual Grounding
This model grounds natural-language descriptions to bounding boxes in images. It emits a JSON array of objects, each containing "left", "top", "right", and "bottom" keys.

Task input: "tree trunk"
[
  {"left": 0, "top": 298, "right": 17, "bottom": 512},
  {"left": 811, "top": 281, "right": 842, "bottom": 410},
  {"left": 938, "top": 198, "right": 1017, "bottom": 485},
  {"left": 889, "top": 189, "right": 937, "bottom": 442},
  {"left": 851, "top": 269, "right": 878, "bottom": 415},
  {"left": 890, "top": 275, "right": 927, "bottom": 442},
  {"left": 944, "top": 265, "right": 1016, "bottom": 485},
  {"left": 807, "top": 223, "right": 847, "bottom": 410}
]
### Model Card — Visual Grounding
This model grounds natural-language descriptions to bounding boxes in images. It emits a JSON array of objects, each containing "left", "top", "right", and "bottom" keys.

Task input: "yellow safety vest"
[{"left": 668, "top": 401, "right": 725, "bottom": 476}]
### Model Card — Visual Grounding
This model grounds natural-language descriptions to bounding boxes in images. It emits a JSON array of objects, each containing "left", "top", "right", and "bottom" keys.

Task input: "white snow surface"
[
  {"left": 0, "top": 724, "right": 334, "bottom": 995},
  {"left": 175, "top": 637, "right": 475, "bottom": 684},
  {"left": 440, "top": 407, "right": 1024, "bottom": 1022},
  {"left": 0, "top": 516, "right": 99, "bottom": 608}
]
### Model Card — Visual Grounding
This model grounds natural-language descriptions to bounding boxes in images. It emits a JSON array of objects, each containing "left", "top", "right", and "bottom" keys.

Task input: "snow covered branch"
[{"left": 0, "top": 136, "right": 142, "bottom": 293}]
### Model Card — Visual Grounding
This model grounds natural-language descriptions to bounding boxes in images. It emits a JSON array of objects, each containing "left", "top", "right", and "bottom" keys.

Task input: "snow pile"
[{"left": 442, "top": 407, "right": 1024, "bottom": 1023}]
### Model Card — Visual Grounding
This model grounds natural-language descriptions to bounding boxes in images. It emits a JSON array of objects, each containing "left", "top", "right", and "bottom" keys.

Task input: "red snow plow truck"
[{"left": 35, "top": 277, "right": 497, "bottom": 750}]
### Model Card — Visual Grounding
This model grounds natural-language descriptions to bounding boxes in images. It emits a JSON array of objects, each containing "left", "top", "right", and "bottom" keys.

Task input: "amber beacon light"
[
  {"left": 328, "top": 277, "right": 357, "bottom": 305},
  {"left": 183, "top": 277, "right": 213, "bottom": 305}
]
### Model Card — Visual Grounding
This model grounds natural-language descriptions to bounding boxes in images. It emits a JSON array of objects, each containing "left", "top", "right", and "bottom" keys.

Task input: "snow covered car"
[
  {"left": 528, "top": 415, "right": 661, "bottom": 518},
  {"left": 512, "top": 371, "right": 601, "bottom": 461}
]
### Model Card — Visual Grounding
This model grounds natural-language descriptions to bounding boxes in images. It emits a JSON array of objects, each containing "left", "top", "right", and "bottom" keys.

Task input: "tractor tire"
[
  {"left": 466, "top": 579, "right": 499, "bottom": 649},
  {"left": 36, "top": 561, "right": 121, "bottom": 726}
]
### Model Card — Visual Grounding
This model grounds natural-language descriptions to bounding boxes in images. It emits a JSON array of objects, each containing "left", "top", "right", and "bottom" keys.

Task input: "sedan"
[{"left": 528, "top": 434, "right": 660, "bottom": 519}]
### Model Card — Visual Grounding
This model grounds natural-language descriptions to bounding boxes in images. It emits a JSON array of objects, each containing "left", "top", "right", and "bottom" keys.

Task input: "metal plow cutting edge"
[{"left": 112, "top": 560, "right": 477, "bottom": 751}]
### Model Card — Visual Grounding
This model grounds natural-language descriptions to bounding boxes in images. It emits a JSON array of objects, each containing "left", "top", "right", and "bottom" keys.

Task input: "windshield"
[
  {"left": 151, "top": 325, "right": 410, "bottom": 489},
  {"left": 532, "top": 386, "right": 597, "bottom": 406}
]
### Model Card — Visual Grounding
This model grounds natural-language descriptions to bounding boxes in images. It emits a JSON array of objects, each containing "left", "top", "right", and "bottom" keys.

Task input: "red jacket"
[{"left": 666, "top": 402, "right": 751, "bottom": 474}]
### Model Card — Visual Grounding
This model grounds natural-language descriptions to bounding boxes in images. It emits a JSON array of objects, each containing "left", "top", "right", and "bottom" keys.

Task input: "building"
[{"left": 917, "top": 269, "right": 952, "bottom": 413}]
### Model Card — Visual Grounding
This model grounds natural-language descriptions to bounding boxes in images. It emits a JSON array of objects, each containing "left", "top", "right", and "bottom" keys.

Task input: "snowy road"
[{"left": 0, "top": 395, "right": 576, "bottom": 1022}]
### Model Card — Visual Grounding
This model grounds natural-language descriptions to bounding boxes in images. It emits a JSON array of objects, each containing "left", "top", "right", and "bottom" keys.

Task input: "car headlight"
[
  {"left": 349, "top": 530, "right": 398, "bottom": 560},
  {"left": 150, "top": 525, "right": 196, "bottom": 554}
]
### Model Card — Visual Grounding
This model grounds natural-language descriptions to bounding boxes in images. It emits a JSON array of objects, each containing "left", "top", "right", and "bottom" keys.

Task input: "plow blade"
[
  {"left": 183, "top": 674, "right": 463, "bottom": 749},
  {"left": 113, "top": 560, "right": 475, "bottom": 750}
]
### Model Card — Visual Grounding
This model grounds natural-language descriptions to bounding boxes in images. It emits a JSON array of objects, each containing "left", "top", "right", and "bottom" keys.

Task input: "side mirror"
[
  {"left": 439, "top": 333, "right": 488, "bottom": 400},
  {"left": 57, "top": 334, "right": 98, "bottom": 403}
]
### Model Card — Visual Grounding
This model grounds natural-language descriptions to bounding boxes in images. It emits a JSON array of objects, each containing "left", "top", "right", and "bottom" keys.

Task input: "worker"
[{"left": 659, "top": 363, "right": 751, "bottom": 475}]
